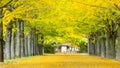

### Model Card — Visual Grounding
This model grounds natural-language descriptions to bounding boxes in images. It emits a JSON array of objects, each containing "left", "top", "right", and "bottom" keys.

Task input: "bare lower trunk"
[
  {"left": 116, "top": 25, "right": 120, "bottom": 60},
  {"left": 4, "top": 22, "right": 12, "bottom": 59},
  {"left": 39, "top": 45, "right": 44, "bottom": 55},
  {"left": 20, "top": 22, "right": 24, "bottom": 57},
  {"left": 95, "top": 38, "right": 101, "bottom": 56},
  {"left": 24, "top": 36, "right": 28, "bottom": 56},
  {"left": 34, "top": 34, "right": 37, "bottom": 55},
  {"left": 28, "top": 32, "right": 31, "bottom": 56},
  {"left": 11, "top": 32, "right": 15, "bottom": 59},
  {"left": 30, "top": 31, "right": 34, "bottom": 56},
  {"left": 106, "top": 32, "right": 116, "bottom": 59},
  {"left": 100, "top": 38, "right": 106, "bottom": 57},
  {"left": 15, "top": 20, "right": 21, "bottom": 58},
  {"left": 35, "top": 34, "right": 39, "bottom": 55},
  {"left": 88, "top": 38, "right": 95, "bottom": 55},
  {"left": 40, "top": 34, "right": 44, "bottom": 55},
  {"left": 0, "top": 16, "right": 4, "bottom": 62},
  {"left": 33, "top": 31, "right": 35, "bottom": 56}
]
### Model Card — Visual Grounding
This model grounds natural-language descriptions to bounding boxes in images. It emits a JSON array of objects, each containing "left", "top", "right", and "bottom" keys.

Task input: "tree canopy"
[{"left": 2, "top": 0, "right": 120, "bottom": 46}]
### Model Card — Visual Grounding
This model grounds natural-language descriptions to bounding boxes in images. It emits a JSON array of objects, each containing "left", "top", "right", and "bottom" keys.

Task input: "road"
[{"left": 0, "top": 53, "right": 120, "bottom": 68}]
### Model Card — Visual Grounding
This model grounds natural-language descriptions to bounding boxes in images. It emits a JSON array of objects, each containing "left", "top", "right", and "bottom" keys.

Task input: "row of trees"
[
  {"left": 0, "top": 0, "right": 45, "bottom": 62},
  {"left": 1, "top": 0, "right": 120, "bottom": 62},
  {"left": 4, "top": 19, "right": 44, "bottom": 60},
  {"left": 0, "top": 0, "right": 93, "bottom": 62},
  {"left": 87, "top": 1, "right": 120, "bottom": 60}
]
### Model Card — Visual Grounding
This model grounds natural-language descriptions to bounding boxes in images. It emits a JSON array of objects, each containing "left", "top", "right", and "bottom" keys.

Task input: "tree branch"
[
  {"left": 0, "top": 0, "right": 13, "bottom": 8},
  {"left": 114, "top": 4, "right": 120, "bottom": 11},
  {"left": 72, "top": 1, "right": 112, "bottom": 11}
]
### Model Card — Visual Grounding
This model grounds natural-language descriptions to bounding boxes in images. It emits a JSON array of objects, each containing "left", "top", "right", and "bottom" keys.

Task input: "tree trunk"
[
  {"left": 39, "top": 34, "right": 44, "bottom": 55},
  {"left": 31, "top": 30, "right": 34, "bottom": 56},
  {"left": 34, "top": 33, "right": 37, "bottom": 55},
  {"left": 100, "top": 38, "right": 106, "bottom": 57},
  {"left": 116, "top": 25, "right": 120, "bottom": 60},
  {"left": 20, "top": 22, "right": 25, "bottom": 57},
  {"left": 106, "top": 32, "right": 116, "bottom": 59},
  {"left": 33, "top": 31, "right": 36, "bottom": 56},
  {"left": 0, "top": 8, "right": 4, "bottom": 62},
  {"left": 95, "top": 37, "right": 101, "bottom": 56},
  {"left": 11, "top": 32, "right": 16, "bottom": 59},
  {"left": 35, "top": 34, "right": 39, "bottom": 55},
  {"left": 4, "top": 22, "right": 12, "bottom": 59},
  {"left": 88, "top": 38, "right": 95, "bottom": 55},
  {"left": 34, "top": 34, "right": 37, "bottom": 55},
  {"left": 39, "top": 45, "right": 44, "bottom": 55},
  {"left": 15, "top": 20, "right": 21, "bottom": 58},
  {"left": 24, "top": 36, "right": 28, "bottom": 56},
  {"left": 28, "top": 32, "right": 31, "bottom": 56}
]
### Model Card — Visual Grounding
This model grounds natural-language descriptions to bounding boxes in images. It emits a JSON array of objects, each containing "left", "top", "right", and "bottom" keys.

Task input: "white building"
[
  {"left": 56, "top": 43, "right": 79, "bottom": 53},
  {"left": 56, "top": 43, "right": 71, "bottom": 53}
]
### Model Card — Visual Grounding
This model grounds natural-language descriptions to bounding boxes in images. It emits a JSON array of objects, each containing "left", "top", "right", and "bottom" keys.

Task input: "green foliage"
[
  {"left": 44, "top": 41, "right": 58, "bottom": 54},
  {"left": 77, "top": 41, "right": 88, "bottom": 53},
  {"left": 44, "top": 44, "right": 56, "bottom": 54}
]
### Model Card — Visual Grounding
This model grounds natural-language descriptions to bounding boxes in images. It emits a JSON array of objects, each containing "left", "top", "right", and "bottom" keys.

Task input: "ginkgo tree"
[
  {"left": 0, "top": 0, "right": 14, "bottom": 62},
  {"left": 1, "top": 0, "right": 120, "bottom": 62}
]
